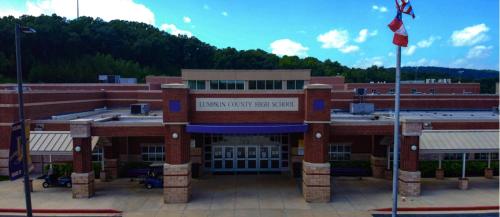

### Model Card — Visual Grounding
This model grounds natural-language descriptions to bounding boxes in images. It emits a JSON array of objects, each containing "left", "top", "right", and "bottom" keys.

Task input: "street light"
[{"left": 15, "top": 23, "right": 36, "bottom": 217}]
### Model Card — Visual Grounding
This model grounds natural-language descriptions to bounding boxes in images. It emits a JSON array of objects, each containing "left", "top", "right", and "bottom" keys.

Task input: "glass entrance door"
[{"left": 211, "top": 145, "right": 280, "bottom": 171}]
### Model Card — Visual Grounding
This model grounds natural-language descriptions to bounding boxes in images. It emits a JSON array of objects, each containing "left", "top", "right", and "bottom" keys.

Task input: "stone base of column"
[
  {"left": 370, "top": 156, "right": 387, "bottom": 179},
  {"left": 302, "top": 161, "right": 331, "bottom": 203},
  {"left": 164, "top": 162, "right": 191, "bottom": 203},
  {"left": 484, "top": 168, "right": 493, "bottom": 179},
  {"left": 384, "top": 169, "right": 392, "bottom": 180},
  {"left": 435, "top": 169, "right": 444, "bottom": 180},
  {"left": 104, "top": 159, "right": 119, "bottom": 180},
  {"left": 71, "top": 171, "right": 95, "bottom": 198},
  {"left": 458, "top": 178, "right": 469, "bottom": 190},
  {"left": 398, "top": 170, "right": 421, "bottom": 197}
]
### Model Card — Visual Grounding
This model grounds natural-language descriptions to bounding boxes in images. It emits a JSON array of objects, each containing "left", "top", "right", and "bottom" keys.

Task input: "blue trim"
[{"left": 186, "top": 123, "right": 308, "bottom": 134}]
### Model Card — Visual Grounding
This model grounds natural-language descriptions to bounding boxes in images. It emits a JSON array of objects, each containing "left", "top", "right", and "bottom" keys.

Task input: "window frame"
[{"left": 141, "top": 143, "right": 165, "bottom": 162}]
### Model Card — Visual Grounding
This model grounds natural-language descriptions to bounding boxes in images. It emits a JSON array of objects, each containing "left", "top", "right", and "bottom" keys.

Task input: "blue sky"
[{"left": 1, "top": 0, "right": 499, "bottom": 70}]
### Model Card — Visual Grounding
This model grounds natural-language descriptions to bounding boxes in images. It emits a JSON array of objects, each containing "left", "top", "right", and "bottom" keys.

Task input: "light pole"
[{"left": 15, "top": 23, "right": 36, "bottom": 217}]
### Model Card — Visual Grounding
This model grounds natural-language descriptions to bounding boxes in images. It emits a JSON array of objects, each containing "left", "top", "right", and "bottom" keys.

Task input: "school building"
[{"left": 0, "top": 69, "right": 498, "bottom": 203}]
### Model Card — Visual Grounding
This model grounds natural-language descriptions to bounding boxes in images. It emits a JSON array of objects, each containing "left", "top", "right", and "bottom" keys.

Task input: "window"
[
  {"left": 429, "top": 88, "right": 436, "bottom": 94},
  {"left": 210, "top": 80, "right": 218, "bottom": 89},
  {"left": 443, "top": 153, "right": 467, "bottom": 160},
  {"left": 141, "top": 144, "right": 164, "bottom": 162},
  {"left": 274, "top": 80, "right": 282, "bottom": 90},
  {"left": 328, "top": 144, "right": 351, "bottom": 161},
  {"left": 257, "top": 80, "right": 265, "bottom": 89},
  {"left": 188, "top": 80, "right": 205, "bottom": 90},
  {"left": 209, "top": 80, "right": 244, "bottom": 90},
  {"left": 286, "top": 80, "right": 305, "bottom": 90},
  {"left": 474, "top": 153, "right": 499, "bottom": 160},
  {"left": 92, "top": 146, "right": 103, "bottom": 162},
  {"left": 249, "top": 80, "right": 283, "bottom": 90}
]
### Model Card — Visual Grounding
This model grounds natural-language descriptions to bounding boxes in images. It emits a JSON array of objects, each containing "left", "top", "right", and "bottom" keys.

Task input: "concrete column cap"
[
  {"left": 161, "top": 83, "right": 188, "bottom": 89},
  {"left": 304, "top": 83, "right": 332, "bottom": 90},
  {"left": 303, "top": 161, "right": 331, "bottom": 168}
]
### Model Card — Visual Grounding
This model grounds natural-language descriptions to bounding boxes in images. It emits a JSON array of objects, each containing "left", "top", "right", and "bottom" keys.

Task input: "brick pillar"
[
  {"left": 399, "top": 121, "right": 422, "bottom": 197},
  {"left": 303, "top": 84, "right": 332, "bottom": 203},
  {"left": 103, "top": 137, "right": 119, "bottom": 180},
  {"left": 162, "top": 83, "right": 191, "bottom": 203},
  {"left": 371, "top": 135, "right": 387, "bottom": 178},
  {"left": 70, "top": 120, "right": 95, "bottom": 198}
]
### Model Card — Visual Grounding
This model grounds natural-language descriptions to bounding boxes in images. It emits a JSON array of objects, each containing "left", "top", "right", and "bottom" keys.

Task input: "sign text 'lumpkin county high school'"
[{"left": 196, "top": 98, "right": 298, "bottom": 111}]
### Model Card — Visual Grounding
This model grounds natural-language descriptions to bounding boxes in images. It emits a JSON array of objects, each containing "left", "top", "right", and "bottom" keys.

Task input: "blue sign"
[
  {"left": 313, "top": 99, "right": 325, "bottom": 111},
  {"left": 169, "top": 100, "right": 181, "bottom": 112},
  {"left": 9, "top": 122, "right": 24, "bottom": 180}
]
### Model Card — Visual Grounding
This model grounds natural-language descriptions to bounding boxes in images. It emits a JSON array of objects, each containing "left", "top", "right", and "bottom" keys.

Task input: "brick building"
[{"left": 0, "top": 69, "right": 498, "bottom": 202}]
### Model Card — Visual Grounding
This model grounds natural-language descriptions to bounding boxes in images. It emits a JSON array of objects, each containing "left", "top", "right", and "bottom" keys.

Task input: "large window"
[
  {"left": 92, "top": 146, "right": 103, "bottom": 162},
  {"left": 249, "top": 80, "right": 282, "bottom": 90},
  {"left": 443, "top": 153, "right": 467, "bottom": 160},
  {"left": 141, "top": 144, "right": 165, "bottom": 162},
  {"left": 209, "top": 80, "right": 244, "bottom": 90},
  {"left": 474, "top": 153, "right": 499, "bottom": 160},
  {"left": 286, "top": 80, "right": 305, "bottom": 90},
  {"left": 188, "top": 80, "right": 205, "bottom": 90},
  {"left": 328, "top": 144, "right": 351, "bottom": 161}
]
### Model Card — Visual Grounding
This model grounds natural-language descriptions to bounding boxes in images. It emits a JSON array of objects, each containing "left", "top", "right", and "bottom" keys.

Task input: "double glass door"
[{"left": 212, "top": 145, "right": 281, "bottom": 171}]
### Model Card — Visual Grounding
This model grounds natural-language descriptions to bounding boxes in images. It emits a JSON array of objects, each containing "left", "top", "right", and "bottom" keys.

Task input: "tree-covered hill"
[{"left": 0, "top": 15, "right": 498, "bottom": 93}]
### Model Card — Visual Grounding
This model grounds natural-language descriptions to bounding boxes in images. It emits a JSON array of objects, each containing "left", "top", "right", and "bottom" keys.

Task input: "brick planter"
[
  {"left": 458, "top": 178, "right": 469, "bottom": 190},
  {"left": 71, "top": 171, "right": 95, "bottom": 198},
  {"left": 164, "top": 162, "right": 191, "bottom": 203},
  {"left": 398, "top": 170, "right": 421, "bottom": 197},
  {"left": 435, "top": 169, "right": 444, "bottom": 180},
  {"left": 302, "top": 161, "right": 331, "bottom": 203},
  {"left": 484, "top": 168, "right": 493, "bottom": 179},
  {"left": 370, "top": 156, "right": 387, "bottom": 179}
]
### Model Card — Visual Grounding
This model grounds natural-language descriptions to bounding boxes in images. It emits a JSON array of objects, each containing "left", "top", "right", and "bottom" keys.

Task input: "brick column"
[
  {"left": 162, "top": 83, "right": 191, "bottom": 203},
  {"left": 371, "top": 135, "right": 387, "bottom": 178},
  {"left": 70, "top": 119, "right": 95, "bottom": 198},
  {"left": 303, "top": 84, "right": 332, "bottom": 203},
  {"left": 102, "top": 137, "right": 119, "bottom": 180},
  {"left": 399, "top": 121, "right": 422, "bottom": 197}
]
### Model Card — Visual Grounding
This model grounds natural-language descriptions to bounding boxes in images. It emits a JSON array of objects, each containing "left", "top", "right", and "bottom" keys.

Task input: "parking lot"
[{"left": 0, "top": 175, "right": 497, "bottom": 217}]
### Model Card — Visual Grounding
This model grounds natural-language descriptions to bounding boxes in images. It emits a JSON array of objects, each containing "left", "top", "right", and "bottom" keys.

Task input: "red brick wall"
[
  {"left": 73, "top": 137, "right": 92, "bottom": 173},
  {"left": 304, "top": 123, "right": 329, "bottom": 163},
  {"left": 400, "top": 136, "right": 419, "bottom": 171},
  {"left": 0, "top": 83, "right": 148, "bottom": 91},
  {"left": 346, "top": 83, "right": 480, "bottom": 94},
  {"left": 163, "top": 88, "right": 189, "bottom": 123},
  {"left": 305, "top": 88, "right": 331, "bottom": 122},
  {"left": 145, "top": 76, "right": 183, "bottom": 90},
  {"left": 189, "top": 93, "right": 305, "bottom": 123},
  {"left": 164, "top": 125, "right": 190, "bottom": 164}
]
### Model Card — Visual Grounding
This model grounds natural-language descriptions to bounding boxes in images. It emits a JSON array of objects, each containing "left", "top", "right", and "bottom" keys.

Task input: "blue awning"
[{"left": 186, "top": 123, "right": 308, "bottom": 134}]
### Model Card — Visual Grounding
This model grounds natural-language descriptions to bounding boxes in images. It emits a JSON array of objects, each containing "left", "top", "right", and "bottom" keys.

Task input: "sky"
[{"left": 1, "top": 0, "right": 499, "bottom": 70}]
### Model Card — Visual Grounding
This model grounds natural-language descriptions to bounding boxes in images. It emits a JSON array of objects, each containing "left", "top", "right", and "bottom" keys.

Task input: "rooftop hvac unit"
[
  {"left": 130, "top": 103, "right": 150, "bottom": 115},
  {"left": 355, "top": 88, "right": 367, "bottom": 96}
]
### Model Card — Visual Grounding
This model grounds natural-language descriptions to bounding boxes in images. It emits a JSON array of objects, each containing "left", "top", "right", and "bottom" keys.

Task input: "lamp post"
[{"left": 15, "top": 23, "right": 36, "bottom": 217}]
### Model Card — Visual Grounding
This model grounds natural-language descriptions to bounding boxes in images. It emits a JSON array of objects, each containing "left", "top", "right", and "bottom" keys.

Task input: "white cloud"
[
  {"left": 403, "top": 45, "right": 417, "bottom": 56},
  {"left": 354, "top": 56, "right": 384, "bottom": 68},
  {"left": 466, "top": 45, "right": 493, "bottom": 59},
  {"left": 339, "top": 45, "right": 360, "bottom": 53},
  {"left": 449, "top": 58, "right": 473, "bottom": 68},
  {"left": 317, "top": 29, "right": 349, "bottom": 49},
  {"left": 317, "top": 29, "right": 361, "bottom": 53},
  {"left": 354, "top": 29, "right": 378, "bottom": 43},
  {"left": 270, "top": 39, "right": 309, "bottom": 57},
  {"left": 417, "top": 36, "right": 440, "bottom": 48},
  {"left": 24, "top": 0, "right": 155, "bottom": 25},
  {"left": 0, "top": 9, "right": 24, "bottom": 18},
  {"left": 221, "top": 11, "right": 228, "bottom": 16},
  {"left": 451, "top": 23, "right": 489, "bottom": 47},
  {"left": 160, "top": 23, "right": 193, "bottom": 37},
  {"left": 183, "top": 16, "right": 191, "bottom": 23},
  {"left": 372, "top": 5, "right": 388, "bottom": 13}
]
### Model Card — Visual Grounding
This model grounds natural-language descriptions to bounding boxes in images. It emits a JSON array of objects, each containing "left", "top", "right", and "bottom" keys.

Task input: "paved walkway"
[{"left": 0, "top": 175, "right": 497, "bottom": 217}]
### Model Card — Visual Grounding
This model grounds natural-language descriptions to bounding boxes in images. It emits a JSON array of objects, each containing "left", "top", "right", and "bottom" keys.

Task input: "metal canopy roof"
[
  {"left": 29, "top": 131, "right": 99, "bottom": 156},
  {"left": 419, "top": 130, "right": 499, "bottom": 154}
]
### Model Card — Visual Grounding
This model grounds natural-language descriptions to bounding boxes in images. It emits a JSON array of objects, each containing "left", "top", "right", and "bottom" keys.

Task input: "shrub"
[{"left": 419, "top": 160, "right": 499, "bottom": 178}]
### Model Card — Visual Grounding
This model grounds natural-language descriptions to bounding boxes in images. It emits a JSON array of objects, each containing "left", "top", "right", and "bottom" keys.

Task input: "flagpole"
[{"left": 391, "top": 45, "right": 402, "bottom": 217}]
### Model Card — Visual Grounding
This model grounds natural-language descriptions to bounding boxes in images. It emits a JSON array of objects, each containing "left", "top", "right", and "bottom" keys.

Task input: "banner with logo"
[{"left": 9, "top": 121, "right": 31, "bottom": 181}]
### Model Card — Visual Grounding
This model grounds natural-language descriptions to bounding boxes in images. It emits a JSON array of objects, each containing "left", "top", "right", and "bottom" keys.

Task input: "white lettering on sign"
[{"left": 196, "top": 98, "right": 299, "bottom": 111}]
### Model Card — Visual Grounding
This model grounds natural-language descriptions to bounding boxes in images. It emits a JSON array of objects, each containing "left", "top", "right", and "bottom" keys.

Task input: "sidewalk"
[{"left": 0, "top": 175, "right": 497, "bottom": 217}]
